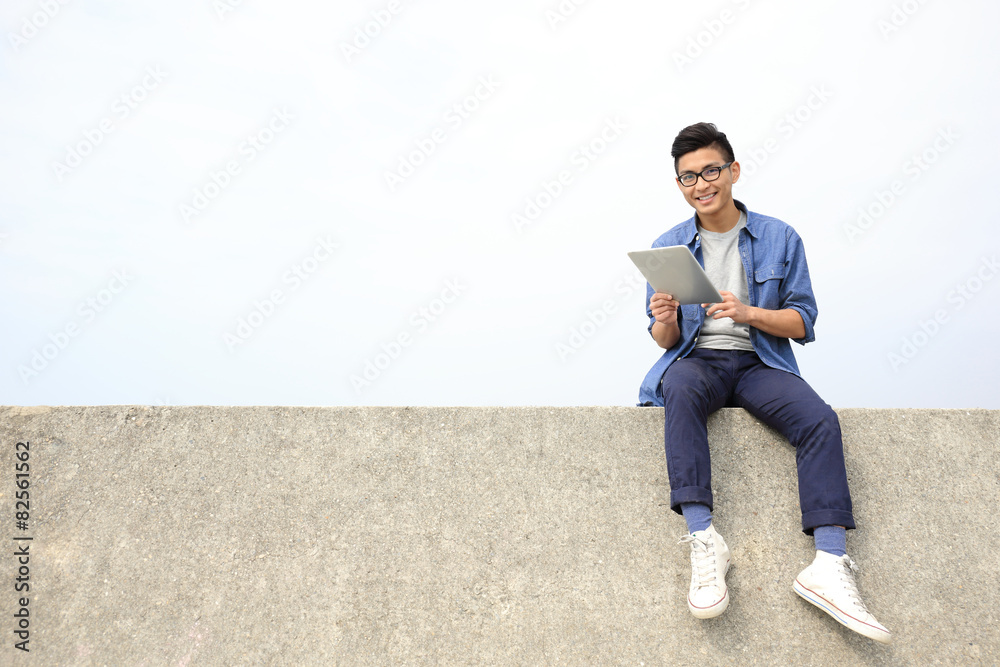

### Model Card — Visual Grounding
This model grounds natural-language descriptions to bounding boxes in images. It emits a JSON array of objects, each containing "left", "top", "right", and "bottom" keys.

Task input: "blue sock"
[
  {"left": 814, "top": 525, "right": 847, "bottom": 557},
  {"left": 681, "top": 502, "right": 712, "bottom": 533}
]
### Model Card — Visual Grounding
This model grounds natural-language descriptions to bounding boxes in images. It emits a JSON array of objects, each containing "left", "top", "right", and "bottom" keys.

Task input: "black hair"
[{"left": 671, "top": 122, "right": 735, "bottom": 174}]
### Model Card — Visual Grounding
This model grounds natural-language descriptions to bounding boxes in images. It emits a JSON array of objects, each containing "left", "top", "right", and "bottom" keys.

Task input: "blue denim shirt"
[{"left": 637, "top": 201, "right": 819, "bottom": 406}]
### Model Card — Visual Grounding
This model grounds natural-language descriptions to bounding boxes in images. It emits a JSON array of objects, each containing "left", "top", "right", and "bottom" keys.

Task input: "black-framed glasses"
[{"left": 677, "top": 162, "right": 733, "bottom": 187}]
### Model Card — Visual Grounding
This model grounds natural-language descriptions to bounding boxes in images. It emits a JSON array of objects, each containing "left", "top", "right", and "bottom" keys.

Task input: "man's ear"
[{"left": 730, "top": 160, "right": 741, "bottom": 184}]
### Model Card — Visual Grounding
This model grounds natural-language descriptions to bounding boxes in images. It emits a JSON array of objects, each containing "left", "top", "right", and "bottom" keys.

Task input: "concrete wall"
[{"left": 1, "top": 406, "right": 997, "bottom": 665}]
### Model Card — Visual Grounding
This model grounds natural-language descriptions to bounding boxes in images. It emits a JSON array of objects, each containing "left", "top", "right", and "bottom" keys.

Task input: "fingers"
[
  {"left": 702, "top": 292, "right": 738, "bottom": 318},
  {"left": 703, "top": 300, "right": 729, "bottom": 319},
  {"left": 651, "top": 293, "right": 679, "bottom": 309},
  {"left": 708, "top": 306, "right": 729, "bottom": 319},
  {"left": 650, "top": 292, "right": 679, "bottom": 323}
]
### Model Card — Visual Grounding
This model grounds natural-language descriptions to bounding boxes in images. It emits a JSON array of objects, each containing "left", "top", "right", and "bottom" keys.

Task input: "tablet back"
[{"left": 628, "top": 245, "right": 724, "bottom": 305}]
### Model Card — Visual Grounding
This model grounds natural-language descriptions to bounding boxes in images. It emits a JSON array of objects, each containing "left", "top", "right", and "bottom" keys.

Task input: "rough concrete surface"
[{"left": 0, "top": 406, "right": 997, "bottom": 666}]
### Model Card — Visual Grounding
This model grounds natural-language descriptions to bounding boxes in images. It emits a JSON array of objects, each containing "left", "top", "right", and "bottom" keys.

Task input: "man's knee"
[
  {"left": 799, "top": 403, "right": 842, "bottom": 446},
  {"left": 662, "top": 373, "right": 705, "bottom": 408}
]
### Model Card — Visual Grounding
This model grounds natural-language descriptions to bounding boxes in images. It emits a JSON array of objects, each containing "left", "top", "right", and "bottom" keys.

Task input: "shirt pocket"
[{"left": 753, "top": 263, "right": 785, "bottom": 310}]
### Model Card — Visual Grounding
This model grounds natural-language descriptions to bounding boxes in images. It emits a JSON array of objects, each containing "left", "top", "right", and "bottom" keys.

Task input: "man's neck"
[{"left": 696, "top": 203, "right": 742, "bottom": 234}]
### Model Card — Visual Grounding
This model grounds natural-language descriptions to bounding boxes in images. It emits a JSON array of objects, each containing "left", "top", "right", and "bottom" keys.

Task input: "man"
[{"left": 637, "top": 122, "right": 890, "bottom": 643}]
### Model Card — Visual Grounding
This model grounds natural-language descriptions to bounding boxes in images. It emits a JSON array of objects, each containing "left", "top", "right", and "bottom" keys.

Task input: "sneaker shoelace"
[
  {"left": 680, "top": 534, "right": 718, "bottom": 589},
  {"left": 838, "top": 557, "right": 870, "bottom": 614}
]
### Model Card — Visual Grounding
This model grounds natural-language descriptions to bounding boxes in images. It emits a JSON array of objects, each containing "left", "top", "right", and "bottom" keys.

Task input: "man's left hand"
[{"left": 702, "top": 291, "right": 751, "bottom": 324}]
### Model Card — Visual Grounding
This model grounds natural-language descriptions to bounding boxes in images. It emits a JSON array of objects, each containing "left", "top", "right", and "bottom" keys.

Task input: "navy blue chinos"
[{"left": 661, "top": 347, "right": 855, "bottom": 535}]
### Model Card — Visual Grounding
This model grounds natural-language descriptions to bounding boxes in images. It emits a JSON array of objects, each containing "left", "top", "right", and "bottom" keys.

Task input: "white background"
[{"left": 2, "top": 0, "right": 998, "bottom": 408}]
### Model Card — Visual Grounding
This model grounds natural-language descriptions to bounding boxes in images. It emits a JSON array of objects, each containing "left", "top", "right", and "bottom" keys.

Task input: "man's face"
[{"left": 675, "top": 146, "right": 740, "bottom": 217}]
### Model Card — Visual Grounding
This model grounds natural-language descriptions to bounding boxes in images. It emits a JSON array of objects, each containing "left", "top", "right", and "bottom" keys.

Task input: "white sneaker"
[
  {"left": 793, "top": 551, "right": 891, "bottom": 644},
  {"left": 679, "top": 524, "right": 731, "bottom": 619}
]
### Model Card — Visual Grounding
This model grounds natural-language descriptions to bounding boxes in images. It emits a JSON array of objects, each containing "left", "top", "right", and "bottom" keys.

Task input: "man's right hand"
[
  {"left": 649, "top": 292, "right": 681, "bottom": 349},
  {"left": 650, "top": 292, "right": 680, "bottom": 326}
]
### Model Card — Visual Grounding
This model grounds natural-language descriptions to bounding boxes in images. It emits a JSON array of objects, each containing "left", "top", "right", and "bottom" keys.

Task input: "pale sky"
[{"left": 3, "top": 0, "right": 999, "bottom": 408}]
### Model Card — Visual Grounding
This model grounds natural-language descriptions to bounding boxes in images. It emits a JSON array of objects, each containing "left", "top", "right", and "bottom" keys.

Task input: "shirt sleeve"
[
  {"left": 646, "top": 281, "right": 656, "bottom": 336},
  {"left": 781, "top": 227, "right": 819, "bottom": 345}
]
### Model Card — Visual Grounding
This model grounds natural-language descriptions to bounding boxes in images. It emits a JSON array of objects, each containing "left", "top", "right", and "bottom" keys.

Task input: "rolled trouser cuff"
[
  {"left": 802, "top": 509, "right": 856, "bottom": 536},
  {"left": 669, "top": 486, "right": 714, "bottom": 516}
]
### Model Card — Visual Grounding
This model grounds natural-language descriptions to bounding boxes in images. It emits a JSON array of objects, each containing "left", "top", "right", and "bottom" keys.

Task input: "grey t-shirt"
[{"left": 695, "top": 210, "right": 754, "bottom": 351}]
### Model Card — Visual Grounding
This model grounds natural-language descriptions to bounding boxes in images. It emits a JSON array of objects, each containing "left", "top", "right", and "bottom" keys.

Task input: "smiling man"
[{"left": 638, "top": 122, "right": 890, "bottom": 643}]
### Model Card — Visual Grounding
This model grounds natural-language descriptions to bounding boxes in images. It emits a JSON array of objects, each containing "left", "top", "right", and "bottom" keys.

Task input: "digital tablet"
[{"left": 627, "top": 245, "right": 724, "bottom": 305}]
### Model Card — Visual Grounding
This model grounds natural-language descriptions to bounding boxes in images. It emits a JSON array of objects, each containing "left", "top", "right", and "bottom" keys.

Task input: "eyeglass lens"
[{"left": 680, "top": 167, "right": 720, "bottom": 186}]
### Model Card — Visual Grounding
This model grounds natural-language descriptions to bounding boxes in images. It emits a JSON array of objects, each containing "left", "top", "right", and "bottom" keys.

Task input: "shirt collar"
[{"left": 680, "top": 199, "right": 758, "bottom": 243}]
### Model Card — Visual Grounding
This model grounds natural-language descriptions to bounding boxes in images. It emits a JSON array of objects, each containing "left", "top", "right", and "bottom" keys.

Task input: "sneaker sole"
[{"left": 793, "top": 579, "right": 891, "bottom": 644}]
